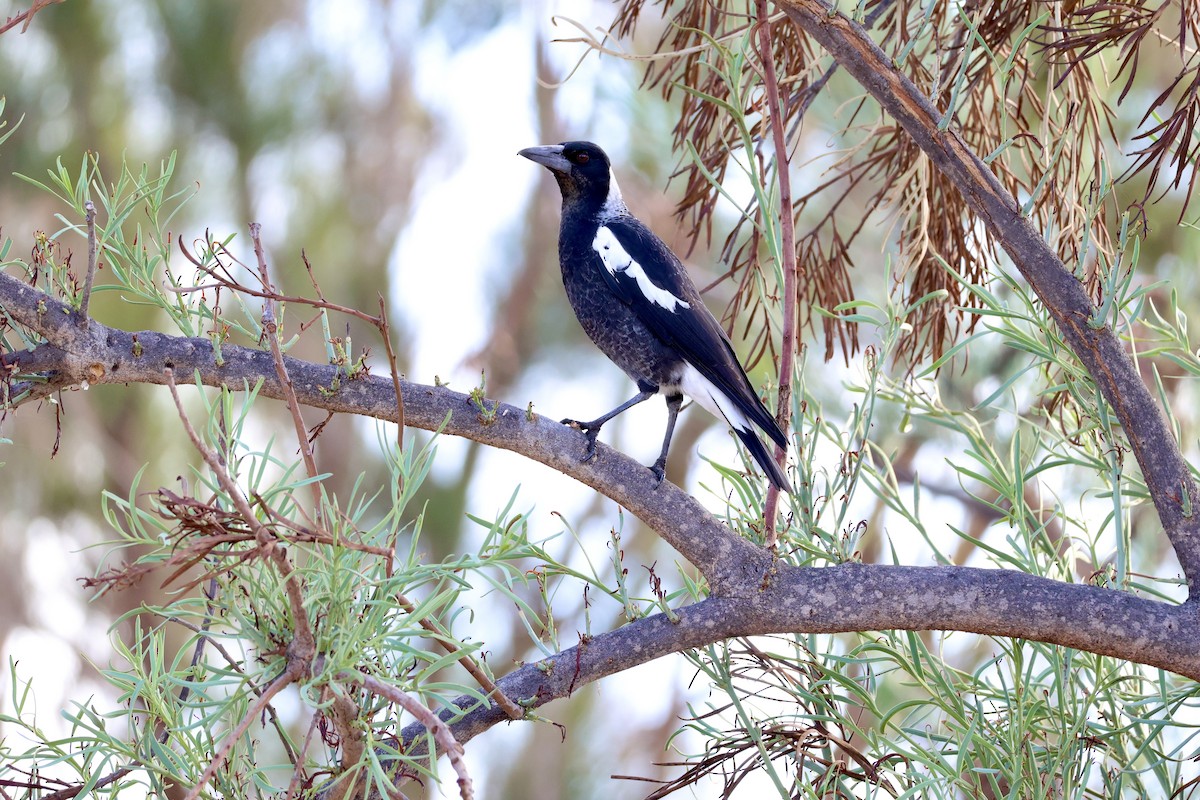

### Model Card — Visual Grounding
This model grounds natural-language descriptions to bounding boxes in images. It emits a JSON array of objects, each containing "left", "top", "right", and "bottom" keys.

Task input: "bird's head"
[{"left": 519, "top": 141, "right": 624, "bottom": 217}]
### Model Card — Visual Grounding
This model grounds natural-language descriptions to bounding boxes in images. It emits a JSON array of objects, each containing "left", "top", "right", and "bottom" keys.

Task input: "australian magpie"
[{"left": 520, "top": 141, "right": 790, "bottom": 491}]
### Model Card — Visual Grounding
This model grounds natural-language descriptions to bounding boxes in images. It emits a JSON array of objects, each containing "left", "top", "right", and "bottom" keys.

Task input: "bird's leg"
[
  {"left": 649, "top": 392, "right": 683, "bottom": 484},
  {"left": 561, "top": 385, "right": 656, "bottom": 463}
]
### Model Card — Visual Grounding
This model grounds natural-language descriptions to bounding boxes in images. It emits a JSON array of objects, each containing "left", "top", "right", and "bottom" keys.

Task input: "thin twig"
[
  {"left": 340, "top": 671, "right": 475, "bottom": 800},
  {"left": 392, "top": 590, "right": 523, "bottom": 721},
  {"left": 737, "top": 637, "right": 895, "bottom": 790},
  {"left": 757, "top": 0, "right": 798, "bottom": 545},
  {"left": 163, "top": 367, "right": 316, "bottom": 658},
  {"left": 258, "top": 501, "right": 393, "bottom": 559},
  {"left": 77, "top": 200, "right": 97, "bottom": 325},
  {"left": 284, "top": 708, "right": 325, "bottom": 800},
  {"left": 167, "top": 578, "right": 219, "bottom": 713},
  {"left": 160, "top": 614, "right": 301, "bottom": 766},
  {"left": 178, "top": 235, "right": 381, "bottom": 326},
  {"left": 188, "top": 236, "right": 407, "bottom": 464},
  {"left": 41, "top": 766, "right": 132, "bottom": 800},
  {"left": 180, "top": 669, "right": 297, "bottom": 800},
  {"left": 248, "top": 223, "right": 325, "bottom": 524},
  {"left": 0, "top": 0, "right": 62, "bottom": 35},
  {"left": 378, "top": 296, "right": 406, "bottom": 458}
]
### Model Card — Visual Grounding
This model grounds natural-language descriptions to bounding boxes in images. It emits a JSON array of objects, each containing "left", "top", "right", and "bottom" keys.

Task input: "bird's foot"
[
  {"left": 561, "top": 418, "right": 601, "bottom": 463},
  {"left": 648, "top": 458, "right": 667, "bottom": 486}
]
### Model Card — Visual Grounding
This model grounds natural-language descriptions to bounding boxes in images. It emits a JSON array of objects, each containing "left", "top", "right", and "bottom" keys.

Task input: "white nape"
[{"left": 600, "top": 170, "right": 628, "bottom": 218}]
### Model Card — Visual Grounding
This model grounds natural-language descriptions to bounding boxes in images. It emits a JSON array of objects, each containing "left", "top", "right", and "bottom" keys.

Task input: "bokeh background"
[
  {"left": 3, "top": 1, "right": 1197, "bottom": 798},
  {"left": 0, "top": 2, "right": 778, "bottom": 796}
]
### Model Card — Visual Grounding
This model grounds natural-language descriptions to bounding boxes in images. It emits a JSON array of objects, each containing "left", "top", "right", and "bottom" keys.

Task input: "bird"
[{"left": 519, "top": 140, "right": 790, "bottom": 492}]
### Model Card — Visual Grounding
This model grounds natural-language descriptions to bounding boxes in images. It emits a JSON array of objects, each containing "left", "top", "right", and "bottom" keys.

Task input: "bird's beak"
[{"left": 519, "top": 144, "right": 571, "bottom": 173}]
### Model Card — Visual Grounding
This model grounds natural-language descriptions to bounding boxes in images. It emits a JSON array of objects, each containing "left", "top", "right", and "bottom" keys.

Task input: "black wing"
[{"left": 591, "top": 216, "right": 786, "bottom": 448}]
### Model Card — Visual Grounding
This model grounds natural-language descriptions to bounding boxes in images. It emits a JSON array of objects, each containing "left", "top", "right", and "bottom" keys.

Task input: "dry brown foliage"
[{"left": 608, "top": 0, "right": 1197, "bottom": 364}]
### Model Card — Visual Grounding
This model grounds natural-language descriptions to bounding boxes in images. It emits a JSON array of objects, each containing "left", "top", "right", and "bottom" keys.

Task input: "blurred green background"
[{"left": 4, "top": 1, "right": 1200, "bottom": 797}]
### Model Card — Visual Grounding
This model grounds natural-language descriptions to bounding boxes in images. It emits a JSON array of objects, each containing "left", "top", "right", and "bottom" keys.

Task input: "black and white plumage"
[{"left": 519, "top": 140, "right": 790, "bottom": 491}]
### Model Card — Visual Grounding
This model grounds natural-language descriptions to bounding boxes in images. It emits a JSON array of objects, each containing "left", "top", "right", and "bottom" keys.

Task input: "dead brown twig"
[
  {"left": 83, "top": 486, "right": 400, "bottom": 600},
  {"left": 754, "top": 0, "right": 798, "bottom": 544},
  {"left": 0, "top": 0, "right": 62, "bottom": 35}
]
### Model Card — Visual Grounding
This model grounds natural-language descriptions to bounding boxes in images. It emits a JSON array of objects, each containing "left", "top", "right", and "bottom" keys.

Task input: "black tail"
[{"left": 734, "top": 426, "right": 791, "bottom": 493}]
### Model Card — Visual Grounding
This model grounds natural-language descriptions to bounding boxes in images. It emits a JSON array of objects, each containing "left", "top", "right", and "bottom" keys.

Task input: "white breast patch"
[{"left": 592, "top": 226, "right": 690, "bottom": 313}]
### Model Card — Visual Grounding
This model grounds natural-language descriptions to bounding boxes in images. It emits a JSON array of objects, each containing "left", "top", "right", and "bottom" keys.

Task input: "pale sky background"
[
  {"left": 0, "top": 3, "right": 751, "bottom": 797},
  {"left": 0, "top": 0, "right": 1153, "bottom": 796},
  {"left": 389, "top": 9, "right": 737, "bottom": 793}
]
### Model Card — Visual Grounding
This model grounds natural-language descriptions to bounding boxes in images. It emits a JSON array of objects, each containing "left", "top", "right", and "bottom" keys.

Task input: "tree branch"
[
  {"left": 344, "top": 672, "right": 475, "bottom": 800},
  {"left": 0, "top": 269, "right": 770, "bottom": 595},
  {"left": 5, "top": 250, "right": 1200, "bottom": 796},
  {"left": 392, "top": 564, "right": 1200, "bottom": 767},
  {"left": 756, "top": 0, "right": 798, "bottom": 544},
  {"left": 77, "top": 200, "right": 97, "bottom": 325},
  {"left": 3, "top": 265, "right": 1198, "bottom": 681},
  {"left": 0, "top": 0, "right": 62, "bottom": 36},
  {"left": 778, "top": 0, "right": 1200, "bottom": 596}
]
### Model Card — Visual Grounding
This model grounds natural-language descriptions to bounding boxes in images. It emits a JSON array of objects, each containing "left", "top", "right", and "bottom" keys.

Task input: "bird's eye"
[{"left": 575, "top": 153, "right": 590, "bottom": 164}]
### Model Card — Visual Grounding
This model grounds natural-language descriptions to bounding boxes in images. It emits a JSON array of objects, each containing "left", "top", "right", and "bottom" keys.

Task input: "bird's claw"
[
  {"left": 562, "top": 419, "right": 601, "bottom": 463},
  {"left": 649, "top": 460, "right": 667, "bottom": 486},
  {"left": 582, "top": 428, "right": 601, "bottom": 462}
]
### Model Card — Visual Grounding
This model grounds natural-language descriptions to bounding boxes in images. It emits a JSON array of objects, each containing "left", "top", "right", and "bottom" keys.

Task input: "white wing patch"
[
  {"left": 680, "top": 364, "right": 753, "bottom": 434},
  {"left": 593, "top": 226, "right": 690, "bottom": 313}
]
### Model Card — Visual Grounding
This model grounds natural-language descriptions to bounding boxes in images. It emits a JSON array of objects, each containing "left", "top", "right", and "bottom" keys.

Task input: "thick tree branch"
[
  {"left": 0, "top": 269, "right": 769, "bottom": 594},
  {"left": 393, "top": 564, "right": 1200, "bottom": 768},
  {"left": 778, "top": 0, "right": 1200, "bottom": 595},
  {"left": 3, "top": 268, "right": 1197, "bottom": 670},
  {"left": 5, "top": 262, "right": 1200, "bottom": 796}
]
